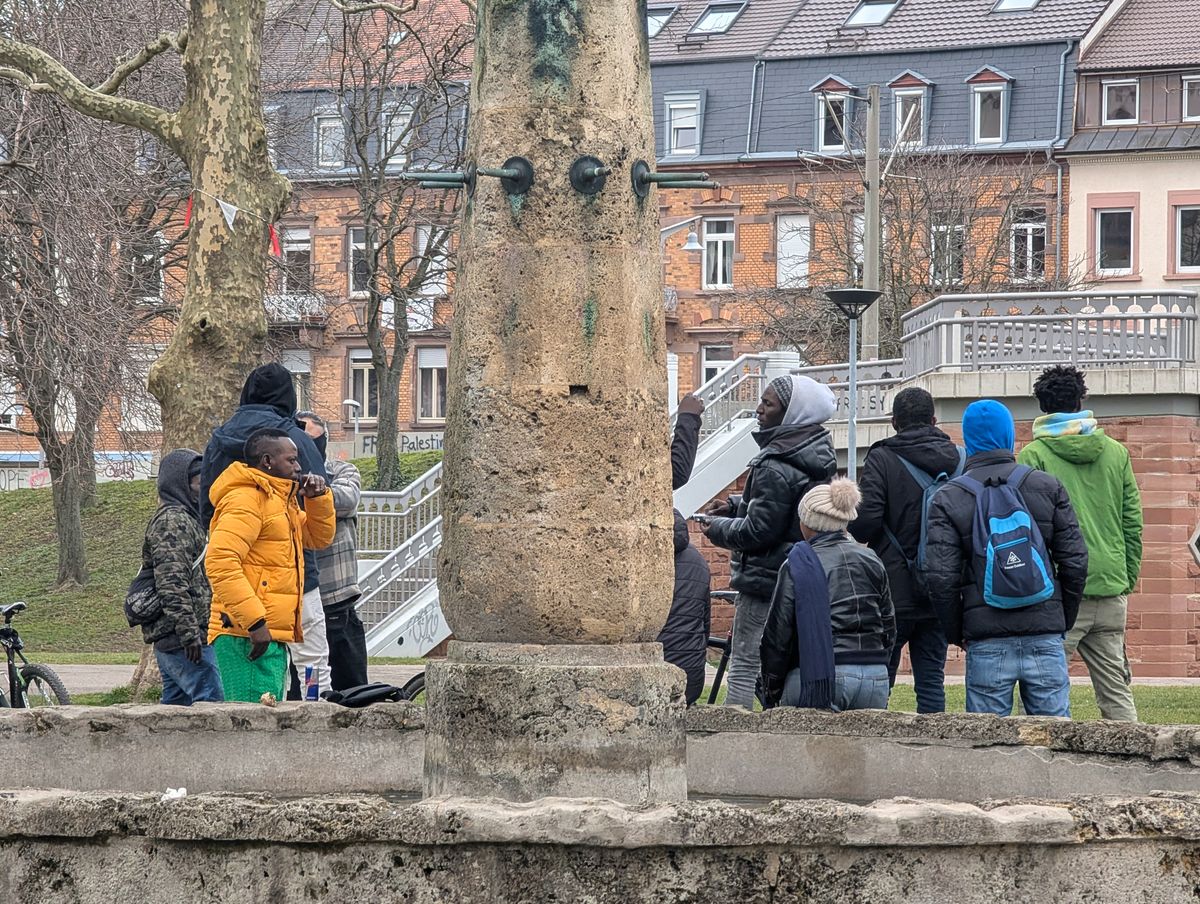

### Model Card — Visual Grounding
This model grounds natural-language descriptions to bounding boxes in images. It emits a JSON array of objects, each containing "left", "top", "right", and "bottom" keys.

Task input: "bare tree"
[
  {"left": 317, "top": 5, "right": 470, "bottom": 489},
  {"left": 0, "top": 99, "right": 182, "bottom": 587},
  {"left": 748, "top": 150, "right": 1091, "bottom": 364}
]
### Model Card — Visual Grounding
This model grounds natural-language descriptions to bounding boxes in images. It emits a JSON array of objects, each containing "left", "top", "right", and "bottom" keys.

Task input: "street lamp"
[
  {"left": 659, "top": 215, "right": 703, "bottom": 251},
  {"left": 342, "top": 398, "right": 362, "bottom": 438},
  {"left": 826, "top": 288, "right": 882, "bottom": 480}
]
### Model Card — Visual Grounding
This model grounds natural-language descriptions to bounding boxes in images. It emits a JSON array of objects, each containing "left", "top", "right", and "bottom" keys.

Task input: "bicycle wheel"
[
  {"left": 19, "top": 663, "right": 71, "bottom": 707},
  {"left": 399, "top": 671, "right": 425, "bottom": 704}
]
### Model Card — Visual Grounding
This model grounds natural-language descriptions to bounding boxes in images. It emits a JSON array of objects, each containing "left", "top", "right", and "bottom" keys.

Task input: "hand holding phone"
[{"left": 687, "top": 513, "right": 712, "bottom": 526}]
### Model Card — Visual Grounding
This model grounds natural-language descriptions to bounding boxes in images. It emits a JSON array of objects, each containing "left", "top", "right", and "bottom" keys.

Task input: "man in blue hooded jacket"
[{"left": 199, "top": 363, "right": 331, "bottom": 697}]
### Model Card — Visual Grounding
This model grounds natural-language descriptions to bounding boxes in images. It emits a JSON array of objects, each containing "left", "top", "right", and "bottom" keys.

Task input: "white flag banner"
[{"left": 218, "top": 199, "right": 238, "bottom": 229}]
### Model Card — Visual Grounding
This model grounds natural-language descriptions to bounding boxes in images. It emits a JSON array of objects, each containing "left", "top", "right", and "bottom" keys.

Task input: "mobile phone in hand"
[{"left": 687, "top": 513, "right": 712, "bottom": 526}]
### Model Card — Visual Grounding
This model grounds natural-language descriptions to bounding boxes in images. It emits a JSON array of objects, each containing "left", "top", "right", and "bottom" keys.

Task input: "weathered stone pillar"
[{"left": 428, "top": 3, "right": 684, "bottom": 803}]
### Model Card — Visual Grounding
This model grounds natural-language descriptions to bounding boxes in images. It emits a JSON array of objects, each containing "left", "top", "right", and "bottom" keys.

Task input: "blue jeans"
[
  {"left": 156, "top": 645, "right": 225, "bottom": 706},
  {"left": 965, "top": 634, "right": 1069, "bottom": 717},
  {"left": 887, "top": 617, "right": 948, "bottom": 714},
  {"left": 778, "top": 663, "right": 890, "bottom": 711}
]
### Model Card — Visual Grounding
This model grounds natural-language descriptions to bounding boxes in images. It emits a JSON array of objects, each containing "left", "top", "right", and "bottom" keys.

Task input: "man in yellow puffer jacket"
[{"left": 206, "top": 427, "right": 336, "bottom": 702}]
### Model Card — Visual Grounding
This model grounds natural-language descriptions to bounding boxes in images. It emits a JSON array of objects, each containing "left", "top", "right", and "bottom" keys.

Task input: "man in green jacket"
[{"left": 1018, "top": 365, "right": 1142, "bottom": 721}]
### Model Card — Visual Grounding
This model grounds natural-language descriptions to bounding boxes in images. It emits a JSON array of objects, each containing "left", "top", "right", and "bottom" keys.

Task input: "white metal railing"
[
  {"left": 672, "top": 353, "right": 771, "bottom": 441},
  {"left": 793, "top": 359, "right": 904, "bottom": 423},
  {"left": 356, "top": 516, "right": 443, "bottom": 632},
  {"left": 357, "top": 465, "right": 443, "bottom": 557},
  {"left": 901, "top": 290, "right": 1199, "bottom": 377},
  {"left": 264, "top": 292, "right": 326, "bottom": 323}
]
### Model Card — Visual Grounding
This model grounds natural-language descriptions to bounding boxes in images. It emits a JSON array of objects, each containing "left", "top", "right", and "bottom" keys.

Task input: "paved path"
[
  {"left": 44, "top": 662, "right": 1200, "bottom": 697},
  {"left": 45, "top": 663, "right": 425, "bottom": 697}
]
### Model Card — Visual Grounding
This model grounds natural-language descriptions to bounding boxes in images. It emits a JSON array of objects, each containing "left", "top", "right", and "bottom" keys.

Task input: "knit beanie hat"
[{"left": 798, "top": 478, "right": 861, "bottom": 532}]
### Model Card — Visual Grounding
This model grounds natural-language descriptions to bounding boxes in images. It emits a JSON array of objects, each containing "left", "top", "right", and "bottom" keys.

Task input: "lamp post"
[
  {"left": 826, "top": 289, "right": 882, "bottom": 480},
  {"left": 659, "top": 215, "right": 703, "bottom": 251},
  {"left": 342, "top": 399, "right": 362, "bottom": 453}
]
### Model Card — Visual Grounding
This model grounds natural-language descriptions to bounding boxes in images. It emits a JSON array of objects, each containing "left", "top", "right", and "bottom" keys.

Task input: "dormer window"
[
  {"left": 647, "top": 6, "right": 676, "bottom": 37},
  {"left": 845, "top": 0, "right": 900, "bottom": 27},
  {"left": 966, "top": 66, "right": 1013, "bottom": 145},
  {"left": 993, "top": 0, "right": 1039, "bottom": 10},
  {"left": 690, "top": 1, "right": 745, "bottom": 34},
  {"left": 1102, "top": 80, "right": 1139, "bottom": 125}
]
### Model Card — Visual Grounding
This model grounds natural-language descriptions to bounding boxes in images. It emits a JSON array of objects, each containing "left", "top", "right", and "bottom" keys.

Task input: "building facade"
[{"left": 1064, "top": 0, "right": 1200, "bottom": 292}]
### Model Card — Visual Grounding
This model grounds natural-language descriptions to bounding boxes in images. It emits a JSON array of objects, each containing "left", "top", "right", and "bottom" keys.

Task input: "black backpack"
[{"left": 321, "top": 683, "right": 405, "bottom": 707}]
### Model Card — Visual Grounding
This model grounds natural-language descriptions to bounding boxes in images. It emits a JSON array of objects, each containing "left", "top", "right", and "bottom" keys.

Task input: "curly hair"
[
  {"left": 1033, "top": 365, "right": 1087, "bottom": 414},
  {"left": 891, "top": 387, "right": 936, "bottom": 430}
]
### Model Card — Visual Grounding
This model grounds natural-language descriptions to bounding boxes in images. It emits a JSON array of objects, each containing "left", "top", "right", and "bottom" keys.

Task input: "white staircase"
[{"left": 353, "top": 351, "right": 802, "bottom": 657}]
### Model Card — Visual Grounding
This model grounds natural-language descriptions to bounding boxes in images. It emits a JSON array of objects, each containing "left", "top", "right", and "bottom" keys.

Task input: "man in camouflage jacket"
[{"left": 141, "top": 448, "right": 224, "bottom": 704}]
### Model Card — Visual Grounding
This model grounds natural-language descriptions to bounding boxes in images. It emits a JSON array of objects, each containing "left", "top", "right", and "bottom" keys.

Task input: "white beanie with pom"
[{"left": 798, "top": 478, "right": 861, "bottom": 532}]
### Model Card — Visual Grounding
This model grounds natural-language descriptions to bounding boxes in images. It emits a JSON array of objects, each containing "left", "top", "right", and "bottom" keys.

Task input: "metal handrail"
[
  {"left": 355, "top": 515, "right": 443, "bottom": 631},
  {"left": 357, "top": 463, "right": 444, "bottom": 556}
]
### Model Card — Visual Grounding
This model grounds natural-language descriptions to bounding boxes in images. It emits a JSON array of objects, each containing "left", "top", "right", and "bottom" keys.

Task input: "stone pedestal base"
[{"left": 423, "top": 642, "right": 686, "bottom": 804}]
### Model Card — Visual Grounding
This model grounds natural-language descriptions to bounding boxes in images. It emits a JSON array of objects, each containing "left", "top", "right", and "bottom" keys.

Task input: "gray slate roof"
[
  {"left": 1063, "top": 124, "right": 1200, "bottom": 152},
  {"left": 649, "top": 0, "right": 800, "bottom": 64},
  {"left": 759, "top": 0, "right": 1110, "bottom": 59},
  {"left": 1079, "top": 0, "right": 1200, "bottom": 70}
]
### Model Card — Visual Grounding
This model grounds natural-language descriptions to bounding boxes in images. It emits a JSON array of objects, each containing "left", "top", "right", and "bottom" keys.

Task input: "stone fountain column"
[{"left": 425, "top": 3, "right": 684, "bottom": 804}]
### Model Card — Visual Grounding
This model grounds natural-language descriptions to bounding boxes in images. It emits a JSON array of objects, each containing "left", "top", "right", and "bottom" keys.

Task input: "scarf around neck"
[
  {"left": 1033, "top": 410, "right": 1098, "bottom": 439},
  {"left": 785, "top": 540, "right": 835, "bottom": 710}
]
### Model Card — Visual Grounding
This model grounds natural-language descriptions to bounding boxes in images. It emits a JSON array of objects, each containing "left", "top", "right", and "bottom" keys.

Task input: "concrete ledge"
[
  {"left": 0, "top": 702, "right": 425, "bottom": 795},
  {"left": 1, "top": 789, "right": 1199, "bottom": 847}
]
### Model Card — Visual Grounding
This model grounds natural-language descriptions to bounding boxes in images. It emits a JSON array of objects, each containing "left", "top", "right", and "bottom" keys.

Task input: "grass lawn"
[
  {"left": 701, "top": 683, "right": 1199, "bottom": 724},
  {"left": 0, "top": 481, "right": 157, "bottom": 654}
]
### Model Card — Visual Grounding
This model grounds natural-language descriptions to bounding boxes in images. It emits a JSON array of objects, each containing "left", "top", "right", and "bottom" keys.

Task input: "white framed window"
[
  {"left": 120, "top": 345, "right": 162, "bottom": 433},
  {"left": 414, "top": 224, "right": 450, "bottom": 299},
  {"left": 972, "top": 86, "right": 1005, "bottom": 144},
  {"left": 845, "top": 0, "right": 900, "bottom": 26},
  {"left": 282, "top": 350, "right": 313, "bottom": 412},
  {"left": 1010, "top": 209, "right": 1046, "bottom": 283},
  {"left": 701, "top": 345, "right": 735, "bottom": 384},
  {"left": 1095, "top": 209, "right": 1134, "bottom": 276},
  {"left": 279, "top": 227, "right": 312, "bottom": 294},
  {"left": 993, "top": 0, "right": 1039, "bottom": 10},
  {"left": 666, "top": 96, "right": 700, "bottom": 157},
  {"left": 0, "top": 133, "right": 9, "bottom": 162},
  {"left": 851, "top": 212, "right": 866, "bottom": 285},
  {"left": 931, "top": 224, "right": 966, "bottom": 284},
  {"left": 702, "top": 218, "right": 734, "bottom": 289},
  {"left": 776, "top": 214, "right": 810, "bottom": 288},
  {"left": 1102, "top": 80, "right": 1139, "bottom": 125},
  {"left": 417, "top": 346, "right": 448, "bottom": 422},
  {"left": 383, "top": 108, "right": 412, "bottom": 168},
  {"left": 349, "top": 227, "right": 370, "bottom": 297},
  {"left": 894, "top": 88, "right": 924, "bottom": 146},
  {"left": 647, "top": 5, "right": 675, "bottom": 36},
  {"left": 128, "top": 231, "right": 166, "bottom": 302},
  {"left": 690, "top": 1, "right": 744, "bottom": 33},
  {"left": 315, "top": 114, "right": 345, "bottom": 169},
  {"left": 349, "top": 351, "right": 379, "bottom": 420},
  {"left": 1176, "top": 206, "right": 1200, "bottom": 273},
  {"left": 1183, "top": 77, "right": 1200, "bottom": 122},
  {"left": 819, "top": 93, "right": 850, "bottom": 151}
]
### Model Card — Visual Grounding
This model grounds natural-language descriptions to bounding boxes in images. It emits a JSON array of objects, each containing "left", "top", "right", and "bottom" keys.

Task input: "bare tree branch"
[
  {"left": 0, "top": 35, "right": 177, "bottom": 146},
  {"left": 96, "top": 25, "right": 189, "bottom": 97},
  {"left": 329, "top": 0, "right": 418, "bottom": 17}
]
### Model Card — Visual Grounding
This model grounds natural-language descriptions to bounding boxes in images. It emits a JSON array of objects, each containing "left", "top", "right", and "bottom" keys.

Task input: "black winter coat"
[
  {"left": 760, "top": 531, "right": 895, "bottom": 706},
  {"left": 671, "top": 412, "right": 702, "bottom": 490},
  {"left": 849, "top": 426, "right": 963, "bottom": 620},
  {"left": 706, "top": 424, "right": 837, "bottom": 598},
  {"left": 924, "top": 451, "right": 1089, "bottom": 647},
  {"left": 659, "top": 511, "right": 711, "bottom": 705}
]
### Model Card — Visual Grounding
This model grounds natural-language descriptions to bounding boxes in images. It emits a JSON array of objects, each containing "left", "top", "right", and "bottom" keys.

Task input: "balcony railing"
[
  {"left": 901, "top": 290, "right": 1199, "bottom": 377},
  {"left": 265, "top": 292, "right": 328, "bottom": 325},
  {"left": 793, "top": 359, "right": 904, "bottom": 423}
]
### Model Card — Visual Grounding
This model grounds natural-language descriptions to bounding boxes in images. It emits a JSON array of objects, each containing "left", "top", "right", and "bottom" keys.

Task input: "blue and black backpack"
[
  {"left": 954, "top": 464, "right": 1055, "bottom": 609},
  {"left": 883, "top": 447, "right": 966, "bottom": 599}
]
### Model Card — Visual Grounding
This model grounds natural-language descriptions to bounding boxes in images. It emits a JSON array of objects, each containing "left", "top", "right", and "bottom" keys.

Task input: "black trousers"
[{"left": 324, "top": 600, "right": 369, "bottom": 691}]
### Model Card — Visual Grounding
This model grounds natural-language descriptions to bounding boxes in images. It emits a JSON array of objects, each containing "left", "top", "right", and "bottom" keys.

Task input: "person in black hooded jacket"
[
  {"left": 659, "top": 510, "right": 711, "bottom": 705},
  {"left": 849, "top": 387, "right": 963, "bottom": 713},
  {"left": 702, "top": 374, "right": 837, "bottom": 709},
  {"left": 199, "top": 363, "right": 332, "bottom": 697}
]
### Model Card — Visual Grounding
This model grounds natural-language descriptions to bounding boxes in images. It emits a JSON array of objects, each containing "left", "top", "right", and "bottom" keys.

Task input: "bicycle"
[{"left": 0, "top": 602, "right": 71, "bottom": 707}]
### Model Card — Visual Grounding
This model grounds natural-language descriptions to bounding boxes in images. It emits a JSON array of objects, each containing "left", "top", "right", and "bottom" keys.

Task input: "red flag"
[
  {"left": 269, "top": 224, "right": 281, "bottom": 257},
  {"left": 184, "top": 194, "right": 193, "bottom": 227}
]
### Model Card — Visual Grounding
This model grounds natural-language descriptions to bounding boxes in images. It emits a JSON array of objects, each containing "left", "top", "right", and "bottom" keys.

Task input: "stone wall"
[{"left": 3, "top": 790, "right": 1200, "bottom": 902}]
